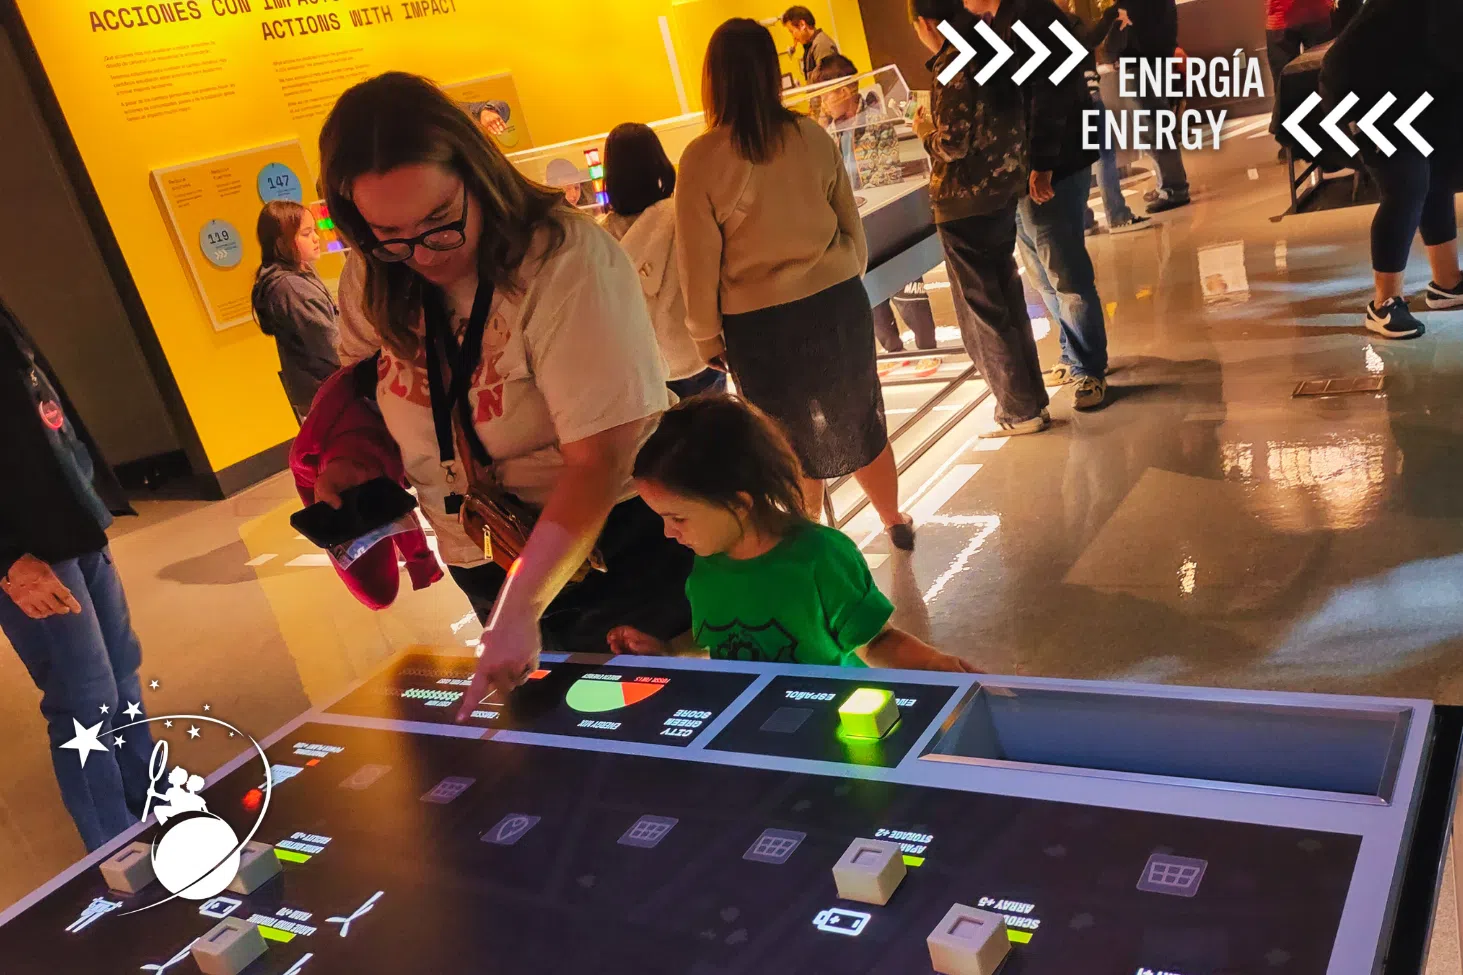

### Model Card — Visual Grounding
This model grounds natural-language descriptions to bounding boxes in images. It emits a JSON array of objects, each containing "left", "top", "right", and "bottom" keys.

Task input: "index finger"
[{"left": 455, "top": 669, "right": 490, "bottom": 723}]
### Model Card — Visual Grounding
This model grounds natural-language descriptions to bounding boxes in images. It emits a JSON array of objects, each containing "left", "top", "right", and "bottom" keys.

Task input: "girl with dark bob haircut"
[
  {"left": 610, "top": 394, "right": 976, "bottom": 672},
  {"left": 601, "top": 122, "right": 725, "bottom": 399}
]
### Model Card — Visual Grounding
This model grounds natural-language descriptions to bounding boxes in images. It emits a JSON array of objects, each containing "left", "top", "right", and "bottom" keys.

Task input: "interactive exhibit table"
[{"left": 3, "top": 652, "right": 1459, "bottom": 975}]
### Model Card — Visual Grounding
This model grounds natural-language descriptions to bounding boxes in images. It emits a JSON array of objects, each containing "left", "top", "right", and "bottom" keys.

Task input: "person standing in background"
[
  {"left": 781, "top": 6, "right": 838, "bottom": 83},
  {"left": 1265, "top": 0, "right": 1335, "bottom": 158},
  {"left": 0, "top": 299, "right": 153, "bottom": 852},
  {"left": 677, "top": 19, "right": 916, "bottom": 550},
  {"left": 1064, "top": 0, "right": 1152, "bottom": 234},
  {"left": 251, "top": 200, "right": 341, "bottom": 421},
  {"left": 1320, "top": 0, "right": 1463, "bottom": 338},
  {"left": 807, "top": 56, "right": 941, "bottom": 363},
  {"left": 601, "top": 122, "right": 727, "bottom": 400},
  {"left": 1112, "top": 0, "right": 1190, "bottom": 213},
  {"left": 911, "top": 0, "right": 1050, "bottom": 437},
  {"left": 1006, "top": 0, "right": 1111, "bottom": 409}
]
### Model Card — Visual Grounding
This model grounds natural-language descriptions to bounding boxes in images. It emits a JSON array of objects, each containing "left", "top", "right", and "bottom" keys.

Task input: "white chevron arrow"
[
  {"left": 1397, "top": 92, "right": 1433, "bottom": 156},
  {"left": 973, "top": 19, "right": 1013, "bottom": 86},
  {"left": 1283, "top": 92, "right": 1324, "bottom": 158},
  {"left": 1320, "top": 93, "right": 1358, "bottom": 156},
  {"left": 1010, "top": 21, "right": 1050, "bottom": 85},
  {"left": 1357, "top": 93, "right": 1396, "bottom": 156},
  {"left": 935, "top": 20, "right": 976, "bottom": 86},
  {"left": 1048, "top": 21, "right": 1086, "bottom": 84}
]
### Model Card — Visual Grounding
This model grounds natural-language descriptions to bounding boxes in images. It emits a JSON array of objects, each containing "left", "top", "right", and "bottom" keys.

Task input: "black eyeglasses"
[{"left": 369, "top": 184, "right": 469, "bottom": 263}]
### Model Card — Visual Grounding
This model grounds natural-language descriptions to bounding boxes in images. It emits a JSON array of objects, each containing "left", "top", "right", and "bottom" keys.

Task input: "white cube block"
[
  {"left": 832, "top": 837, "right": 906, "bottom": 905},
  {"left": 226, "top": 841, "right": 281, "bottom": 894},
  {"left": 928, "top": 904, "right": 1010, "bottom": 975},
  {"left": 99, "top": 841, "right": 155, "bottom": 894},
  {"left": 191, "top": 918, "right": 267, "bottom": 975}
]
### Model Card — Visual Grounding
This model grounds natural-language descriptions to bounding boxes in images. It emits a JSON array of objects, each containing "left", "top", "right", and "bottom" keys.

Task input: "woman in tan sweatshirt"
[{"left": 675, "top": 18, "right": 913, "bottom": 550}]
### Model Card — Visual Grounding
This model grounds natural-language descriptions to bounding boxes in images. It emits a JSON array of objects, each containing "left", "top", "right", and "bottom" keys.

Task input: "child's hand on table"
[
  {"left": 861, "top": 627, "right": 983, "bottom": 673},
  {"left": 607, "top": 626, "right": 670, "bottom": 656},
  {"left": 918, "top": 649, "right": 983, "bottom": 674}
]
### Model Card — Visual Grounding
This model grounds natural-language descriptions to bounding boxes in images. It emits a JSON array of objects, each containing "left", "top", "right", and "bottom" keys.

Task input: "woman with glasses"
[{"left": 315, "top": 72, "right": 691, "bottom": 699}]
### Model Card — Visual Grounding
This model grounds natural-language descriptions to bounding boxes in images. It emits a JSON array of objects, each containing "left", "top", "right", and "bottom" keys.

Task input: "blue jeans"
[
  {"left": 1093, "top": 94, "right": 1135, "bottom": 226},
  {"left": 667, "top": 367, "right": 728, "bottom": 400},
  {"left": 1016, "top": 166, "right": 1109, "bottom": 379},
  {"left": 0, "top": 548, "right": 153, "bottom": 851}
]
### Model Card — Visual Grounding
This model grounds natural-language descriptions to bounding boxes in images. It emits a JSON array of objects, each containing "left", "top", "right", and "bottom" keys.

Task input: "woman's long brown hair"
[
  {"left": 319, "top": 72, "right": 566, "bottom": 360},
  {"left": 254, "top": 200, "right": 309, "bottom": 274},
  {"left": 702, "top": 19, "right": 800, "bottom": 165}
]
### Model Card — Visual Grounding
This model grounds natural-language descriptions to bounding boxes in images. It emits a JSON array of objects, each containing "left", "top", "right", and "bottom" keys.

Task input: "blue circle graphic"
[
  {"left": 199, "top": 219, "right": 244, "bottom": 269},
  {"left": 257, "top": 163, "right": 304, "bottom": 204}
]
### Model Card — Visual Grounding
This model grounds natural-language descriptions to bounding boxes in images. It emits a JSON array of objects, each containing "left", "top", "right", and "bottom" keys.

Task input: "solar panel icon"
[
  {"left": 743, "top": 829, "right": 806, "bottom": 864},
  {"left": 1136, "top": 853, "right": 1208, "bottom": 897},
  {"left": 619, "top": 815, "right": 678, "bottom": 848}
]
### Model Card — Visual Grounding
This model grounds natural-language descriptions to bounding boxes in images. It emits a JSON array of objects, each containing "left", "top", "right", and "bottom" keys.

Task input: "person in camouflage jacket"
[
  {"left": 916, "top": 8, "right": 1029, "bottom": 221},
  {"left": 912, "top": 0, "right": 1051, "bottom": 434}
]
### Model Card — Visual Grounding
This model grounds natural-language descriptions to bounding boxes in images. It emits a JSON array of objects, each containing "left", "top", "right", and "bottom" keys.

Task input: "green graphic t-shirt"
[{"left": 687, "top": 523, "right": 894, "bottom": 668}]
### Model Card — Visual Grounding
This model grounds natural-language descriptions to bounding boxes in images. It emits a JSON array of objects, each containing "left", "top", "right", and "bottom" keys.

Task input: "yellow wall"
[
  {"left": 13, "top": 0, "right": 869, "bottom": 473},
  {"left": 670, "top": 0, "right": 873, "bottom": 103}
]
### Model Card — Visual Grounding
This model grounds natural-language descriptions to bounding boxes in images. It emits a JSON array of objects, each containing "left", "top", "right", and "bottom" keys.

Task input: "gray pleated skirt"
[{"left": 723, "top": 276, "right": 889, "bottom": 480}]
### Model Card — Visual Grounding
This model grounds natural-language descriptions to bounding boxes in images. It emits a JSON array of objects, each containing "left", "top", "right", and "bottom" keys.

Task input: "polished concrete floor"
[{"left": 4, "top": 116, "right": 1463, "bottom": 962}]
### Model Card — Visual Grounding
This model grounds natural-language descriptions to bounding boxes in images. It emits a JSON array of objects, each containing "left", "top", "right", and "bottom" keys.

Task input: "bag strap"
[{"left": 423, "top": 277, "right": 496, "bottom": 473}]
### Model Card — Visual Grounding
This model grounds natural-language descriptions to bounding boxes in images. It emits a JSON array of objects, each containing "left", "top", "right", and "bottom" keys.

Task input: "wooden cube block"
[
  {"left": 99, "top": 842, "right": 155, "bottom": 894},
  {"left": 191, "top": 918, "right": 267, "bottom": 975},
  {"left": 226, "top": 841, "right": 281, "bottom": 895},
  {"left": 928, "top": 904, "right": 1010, "bottom": 975},
  {"left": 832, "top": 837, "right": 906, "bottom": 905}
]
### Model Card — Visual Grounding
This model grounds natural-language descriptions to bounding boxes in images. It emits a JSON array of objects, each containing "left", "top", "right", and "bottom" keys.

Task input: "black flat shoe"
[{"left": 887, "top": 516, "right": 916, "bottom": 552}]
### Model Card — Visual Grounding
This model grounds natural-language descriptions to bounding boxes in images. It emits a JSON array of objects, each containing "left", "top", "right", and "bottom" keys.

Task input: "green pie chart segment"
[{"left": 565, "top": 679, "right": 664, "bottom": 713}]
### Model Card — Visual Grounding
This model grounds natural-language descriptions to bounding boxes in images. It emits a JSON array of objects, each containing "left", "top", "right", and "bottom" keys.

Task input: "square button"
[
  {"left": 744, "top": 829, "right": 806, "bottom": 864},
  {"left": 928, "top": 904, "right": 1009, "bottom": 975},
  {"left": 420, "top": 776, "right": 475, "bottom": 804},
  {"left": 1136, "top": 853, "right": 1208, "bottom": 898},
  {"left": 760, "top": 707, "right": 813, "bottom": 734},
  {"left": 832, "top": 837, "right": 906, "bottom": 905},
  {"left": 618, "top": 815, "right": 678, "bottom": 849}
]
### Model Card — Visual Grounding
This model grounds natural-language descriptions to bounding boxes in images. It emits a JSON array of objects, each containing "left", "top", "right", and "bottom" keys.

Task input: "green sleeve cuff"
[{"left": 834, "top": 584, "right": 894, "bottom": 654}]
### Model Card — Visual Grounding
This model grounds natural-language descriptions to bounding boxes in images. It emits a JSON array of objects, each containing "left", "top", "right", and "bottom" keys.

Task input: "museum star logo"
[{"left": 59, "top": 697, "right": 275, "bottom": 922}]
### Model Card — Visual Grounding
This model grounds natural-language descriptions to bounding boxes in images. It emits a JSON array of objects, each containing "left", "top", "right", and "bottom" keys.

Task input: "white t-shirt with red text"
[{"left": 336, "top": 213, "right": 668, "bottom": 567}]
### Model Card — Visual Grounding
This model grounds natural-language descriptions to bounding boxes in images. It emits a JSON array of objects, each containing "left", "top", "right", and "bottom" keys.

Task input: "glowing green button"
[{"left": 838, "top": 688, "right": 899, "bottom": 739}]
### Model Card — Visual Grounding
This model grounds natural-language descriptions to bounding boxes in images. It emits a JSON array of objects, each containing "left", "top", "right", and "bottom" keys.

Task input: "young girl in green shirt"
[{"left": 607, "top": 395, "right": 976, "bottom": 672}]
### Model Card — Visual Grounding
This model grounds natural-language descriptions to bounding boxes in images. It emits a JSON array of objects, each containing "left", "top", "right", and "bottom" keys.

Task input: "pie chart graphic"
[{"left": 566, "top": 678, "right": 665, "bottom": 714}]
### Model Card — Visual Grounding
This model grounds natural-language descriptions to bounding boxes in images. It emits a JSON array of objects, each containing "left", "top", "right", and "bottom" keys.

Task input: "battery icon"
[{"left": 813, "top": 907, "right": 871, "bottom": 937}]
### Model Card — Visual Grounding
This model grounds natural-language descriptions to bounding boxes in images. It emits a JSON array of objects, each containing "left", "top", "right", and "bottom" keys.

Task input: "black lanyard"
[{"left": 423, "top": 278, "right": 495, "bottom": 508}]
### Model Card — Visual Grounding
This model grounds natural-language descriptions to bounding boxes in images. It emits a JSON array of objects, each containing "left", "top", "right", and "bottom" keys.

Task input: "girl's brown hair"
[
  {"left": 318, "top": 71, "right": 566, "bottom": 360},
  {"left": 633, "top": 394, "right": 808, "bottom": 534},
  {"left": 702, "top": 18, "right": 800, "bottom": 164},
  {"left": 255, "top": 200, "right": 309, "bottom": 272}
]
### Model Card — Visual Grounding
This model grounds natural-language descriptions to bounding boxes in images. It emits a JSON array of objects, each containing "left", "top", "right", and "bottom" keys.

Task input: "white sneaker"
[
  {"left": 980, "top": 409, "right": 1051, "bottom": 439},
  {"left": 1109, "top": 215, "right": 1156, "bottom": 234},
  {"left": 1043, "top": 363, "right": 1075, "bottom": 387},
  {"left": 1425, "top": 280, "right": 1463, "bottom": 310},
  {"left": 1365, "top": 297, "right": 1424, "bottom": 339}
]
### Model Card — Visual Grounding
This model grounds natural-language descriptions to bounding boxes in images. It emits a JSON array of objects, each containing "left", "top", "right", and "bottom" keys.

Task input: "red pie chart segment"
[
  {"left": 620, "top": 682, "right": 664, "bottom": 706},
  {"left": 566, "top": 678, "right": 666, "bottom": 713}
]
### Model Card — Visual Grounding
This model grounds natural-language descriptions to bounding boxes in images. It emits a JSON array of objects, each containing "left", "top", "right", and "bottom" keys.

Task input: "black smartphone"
[{"left": 290, "top": 477, "right": 417, "bottom": 549}]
